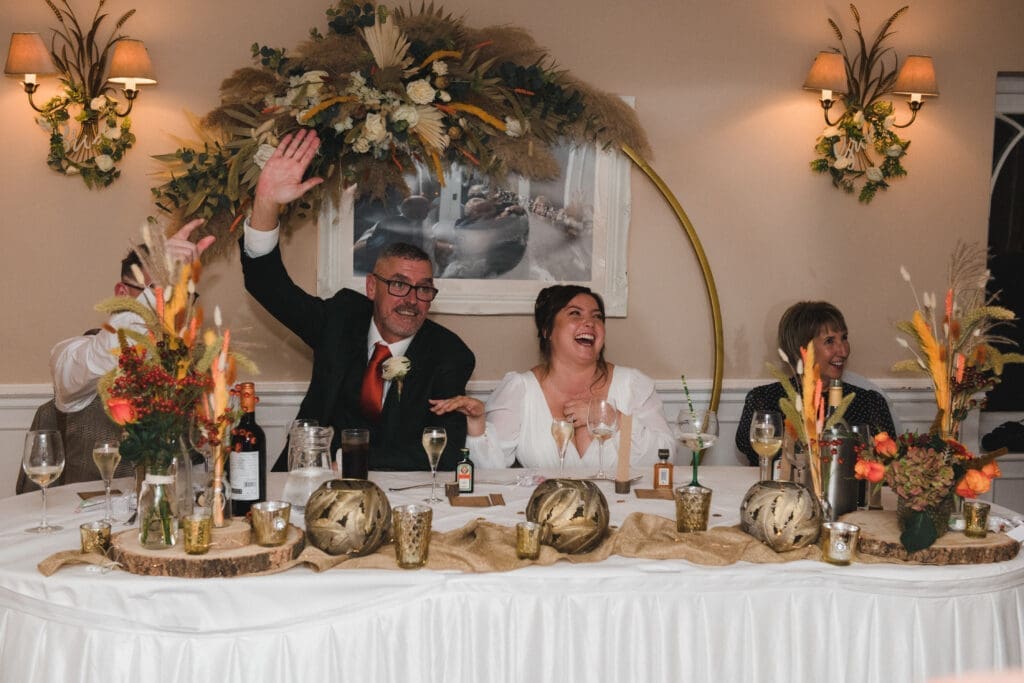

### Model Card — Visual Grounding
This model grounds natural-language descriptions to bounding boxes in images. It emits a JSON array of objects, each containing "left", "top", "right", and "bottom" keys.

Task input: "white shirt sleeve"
[
  {"left": 243, "top": 218, "right": 281, "bottom": 258},
  {"left": 613, "top": 367, "right": 677, "bottom": 465},
  {"left": 50, "top": 307, "right": 145, "bottom": 413},
  {"left": 464, "top": 372, "right": 528, "bottom": 468}
]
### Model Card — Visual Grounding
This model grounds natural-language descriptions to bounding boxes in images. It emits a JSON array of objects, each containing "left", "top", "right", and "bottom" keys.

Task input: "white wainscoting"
[{"left": 4, "top": 379, "right": 1012, "bottom": 510}]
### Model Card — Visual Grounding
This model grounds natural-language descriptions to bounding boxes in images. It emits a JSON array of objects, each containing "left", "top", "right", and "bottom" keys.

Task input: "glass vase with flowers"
[
  {"left": 856, "top": 243, "right": 1024, "bottom": 552},
  {"left": 99, "top": 221, "right": 254, "bottom": 548}
]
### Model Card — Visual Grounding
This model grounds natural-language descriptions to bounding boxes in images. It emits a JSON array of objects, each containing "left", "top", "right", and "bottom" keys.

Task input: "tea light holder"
[
  {"left": 963, "top": 501, "right": 991, "bottom": 539},
  {"left": 80, "top": 520, "right": 112, "bottom": 555},
  {"left": 516, "top": 521, "right": 542, "bottom": 560},
  {"left": 820, "top": 521, "right": 860, "bottom": 565}
]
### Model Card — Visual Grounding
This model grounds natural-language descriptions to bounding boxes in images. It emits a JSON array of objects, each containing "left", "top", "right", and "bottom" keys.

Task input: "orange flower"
[
  {"left": 982, "top": 461, "right": 1002, "bottom": 479},
  {"left": 107, "top": 397, "right": 136, "bottom": 425},
  {"left": 854, "top": 459, "right": 885, "bottom": 483},
  {"left": 873, "top": 432, "right": 898, "bottom": 457},
  {"left": 956, "top": 469, "right": 991, "bottom": 498}
]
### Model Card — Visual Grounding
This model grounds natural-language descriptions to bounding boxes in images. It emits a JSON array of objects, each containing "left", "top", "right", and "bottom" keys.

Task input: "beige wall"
[{"left": 2, "top": 0, "right": 1022, "bottom": 388}]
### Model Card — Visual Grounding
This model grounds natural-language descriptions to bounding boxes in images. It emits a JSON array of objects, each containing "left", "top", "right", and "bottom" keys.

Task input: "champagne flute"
[
  {"left": 92, "top": 438, "right": 122, "bottom": 523},
  {"left": 749, "top": 411, "right": 783, "bottom": 482},
  {"left": 587, "top": 398, "right": 620, "bottom": 480},
  {"left": 421, "top": 427, "right": 447, "bottom": 503},
  {"left": 551, "top": 418, "right": 574, "bottom": 475},
  {"left": 23, "top": 430, "right": 66, "bottom": 533},
  {"left": 676, "top": 409, "right": 718, "bottom": 486}
]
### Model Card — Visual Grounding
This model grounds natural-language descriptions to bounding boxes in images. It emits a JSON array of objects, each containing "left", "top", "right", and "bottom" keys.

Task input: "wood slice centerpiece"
[
  {"left": 111, "top": 519, "right": 305, "bottom": 577},
  {"left": 844, "top": 510, "right": 1020, "bottom": 565}
]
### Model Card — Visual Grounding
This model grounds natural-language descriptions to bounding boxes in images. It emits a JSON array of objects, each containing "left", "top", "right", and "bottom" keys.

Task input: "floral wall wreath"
[
  {"left": 150, "top": 0, "right": 649, "bottom": 256},
  {"left": 39, "top": 1, "right": 139, "bottom": 188}
]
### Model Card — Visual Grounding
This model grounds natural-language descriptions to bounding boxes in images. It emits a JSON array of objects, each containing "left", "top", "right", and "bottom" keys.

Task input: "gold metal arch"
[{"left": 620, "top": 144, "right": 724, "bottom": 411}]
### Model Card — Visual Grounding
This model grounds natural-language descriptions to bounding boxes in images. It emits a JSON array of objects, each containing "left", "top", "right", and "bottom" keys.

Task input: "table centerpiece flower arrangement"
[
  {"left": 855, "top": 243, "right": 1024, "bottom": 552},
  {"left": 769, "top": 344, "right": 853, "bottom": 510},
  {"left": 98, "top": 223, "right": 253, "bottom": 548}
]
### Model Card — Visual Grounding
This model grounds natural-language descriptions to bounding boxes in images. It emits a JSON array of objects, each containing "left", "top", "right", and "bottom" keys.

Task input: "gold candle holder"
[
  {"left": 182, "top": 511, "right": 213, "bottom": 555},
  {"left": 820, "top": 521, "right": 860, "bottom": 565},
  {"left": 516, "top": 521, "right": 542, "bottom": 560},
  {"left": 251, "top": 501, "right": 291, "bottom": 547},
  {"left": 674, "top": 485, "right": 712, "bottom": 533},
  {"left": 393, "top": 504, "right": 433, "bottom": 569},
  {"left": 80, "top": 521, "right": 112, "bottom": 554},
  {"left": 963, "top": 501, "right": 991, "bottom": 539}
]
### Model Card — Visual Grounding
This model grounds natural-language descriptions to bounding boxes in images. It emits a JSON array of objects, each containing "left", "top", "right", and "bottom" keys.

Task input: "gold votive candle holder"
[
  {"left": 251, "top": 501, "right": 291, "bottom": 547},
  {"left": 674, "top": 485, "right": 712, "bottom": 533},
  {"left": 516, "top": 521, "right": 542, "bottom": 560},
  {"left": 393, "top": 504, "right": 433, "bottom": 569},
  {"left": 80, "top": 521, "right": 111, "bottom": 554},
  {"left": 820, "top": 521, "right": 860, "bottom": 566},
  {"left": 182, "top": 510, "right": 213, "bottom": 555},
  {"left": 963, "top": 501, "right": 991, "bottom": 539}
]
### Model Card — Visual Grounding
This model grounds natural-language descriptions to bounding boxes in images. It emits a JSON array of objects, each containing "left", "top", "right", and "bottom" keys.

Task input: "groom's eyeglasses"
[{"left": 371, "top": 273, "right": 439, "bottom": 302}]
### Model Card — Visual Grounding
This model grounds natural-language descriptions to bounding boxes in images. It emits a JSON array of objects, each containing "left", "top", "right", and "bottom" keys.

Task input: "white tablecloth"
[{"left": 0, "top": 467, "right": 1022, "bottom": 683}]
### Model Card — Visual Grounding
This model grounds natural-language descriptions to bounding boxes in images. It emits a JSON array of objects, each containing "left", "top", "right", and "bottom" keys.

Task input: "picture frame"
[{"left": 317, "top": 141, "right": 631, "bottom": 316}]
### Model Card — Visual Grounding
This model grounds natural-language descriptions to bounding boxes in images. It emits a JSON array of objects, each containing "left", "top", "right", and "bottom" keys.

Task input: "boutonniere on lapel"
[{"left": 382, "top": 356, "right": 411, "bottom": 398}]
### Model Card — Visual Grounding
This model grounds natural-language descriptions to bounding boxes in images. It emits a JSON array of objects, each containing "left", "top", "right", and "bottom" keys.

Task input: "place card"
[{"left": 634, "top": 488, "right": 674, "bottom": 500}]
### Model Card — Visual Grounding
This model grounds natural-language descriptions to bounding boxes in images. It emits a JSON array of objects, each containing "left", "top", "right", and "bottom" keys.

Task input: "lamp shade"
[
  {"left": 892, "top": 55, "right": 938, "bottom": 97},
  {"left": 4, "top": 33, "right": 57, "bottom": 76},
  {"left": 803, "top": 51, "right": 848, "bottom": 93},
  {"left": 107, "top": 39, "right": 156, "bottom": 86}
]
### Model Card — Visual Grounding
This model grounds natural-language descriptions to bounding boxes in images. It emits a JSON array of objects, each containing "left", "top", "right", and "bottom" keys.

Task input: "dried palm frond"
[
  {"left": 411, "top": 106, "right": 448, "bottom": 151},
  {"left": 361, "top": 14, "right": 412, "bottom": 70},
  {"left": 219, "top": 67, "right": 283, "bottom": 106},
  {"left": 394, "top": 2, "right": 465, "bottom": 46}
]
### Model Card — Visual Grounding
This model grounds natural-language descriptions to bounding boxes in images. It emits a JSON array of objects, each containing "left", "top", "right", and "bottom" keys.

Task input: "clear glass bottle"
[{"left": 653, "top": 448, "right": 673, "bottom": 489}]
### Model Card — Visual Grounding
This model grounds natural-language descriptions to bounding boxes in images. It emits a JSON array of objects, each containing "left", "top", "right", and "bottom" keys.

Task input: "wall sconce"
[
  {"left": 3, "top": 2, "right": 153, "bottom": 188},
  {"left": 804, "top": 5, "right": 938, "bottom": 203}
]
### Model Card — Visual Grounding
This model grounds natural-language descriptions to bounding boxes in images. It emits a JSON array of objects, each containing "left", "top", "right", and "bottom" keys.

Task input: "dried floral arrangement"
[
  {"left": 150, "top": 0, "right": 649, "bottom": 259},
  {"left": 854, "top": 243, "right": 1024, "bottom": 551},
  {"left": 809, "top": 5, "right": 913, "bottom": 203},
  {"left": 38, "top": 0, "right": 140, "bottom": 187}
]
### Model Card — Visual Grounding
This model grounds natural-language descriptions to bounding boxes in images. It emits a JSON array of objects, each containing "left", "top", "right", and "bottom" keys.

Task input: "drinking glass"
[
  {"left": 587, "top": 398, "right": 620, "bottom": 480},
  {"left": 676, "top": 409, "right": 718, "bottom": 487},
  {"left": 551, "top": 418, "right": 574, "bottom": 475},
  {"left": 23, "top": 430, "right": 66, "bottom": 533},
  {"left": 421, "top": 427, "right": 447, "bottom": 503},
  {"left": 850, "top": 423, "right": 874, "bottom": 507},
  {"left": 92, "top": 438, "right": 122, "bottom": 523},
  {"left": 749, "top": 411, "right": 783, "bottom": 482}
]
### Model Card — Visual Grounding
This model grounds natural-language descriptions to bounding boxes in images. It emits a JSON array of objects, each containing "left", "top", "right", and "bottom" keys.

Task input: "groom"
[{"left": 241, "top": 129, "right": 475, "bottom": 471}]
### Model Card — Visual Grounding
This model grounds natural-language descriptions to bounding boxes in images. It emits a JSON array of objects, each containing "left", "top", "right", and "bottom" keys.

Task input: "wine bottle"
[
  {"left": 229, "top": 382, "right": 267, "bottom": 516},
  {"left": 821, "top": 379, "right": 856, "bottom": 516}
]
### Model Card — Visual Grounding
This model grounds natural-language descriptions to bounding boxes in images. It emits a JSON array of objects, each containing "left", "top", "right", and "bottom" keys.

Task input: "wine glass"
[
  {"left": 92, "top": 438, "right": 122, "bottom": 523},
  {"left": 551, "top": 418, "right": 574, "bottom": 475},
  {"left": 23, "top": 430, "right": 66, "bottom": 533},
  {"left": 676, "top": 409, "right": 718, "bottom": 486},
  {"left": 421, "top": 427, "right": 447, "bottom": 503},
  {"left": 749, "top": 411, "right": 783, "bottom": 482},
  {"left": 587, "top": 398, "right": 620, "bottom": 480}
]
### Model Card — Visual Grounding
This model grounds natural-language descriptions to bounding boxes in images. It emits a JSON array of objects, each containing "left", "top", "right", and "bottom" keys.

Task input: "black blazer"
[{"left": 241, "top": 244, "right": 475, "bottom": 471}]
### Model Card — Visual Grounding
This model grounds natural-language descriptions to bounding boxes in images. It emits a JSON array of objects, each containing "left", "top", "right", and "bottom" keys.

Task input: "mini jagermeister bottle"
[
  {"left": 653, "top": 448, "right": 673, "bottom": 489},
  {"left": 456, "top": 447, "right": 475, "bottom": 493}
]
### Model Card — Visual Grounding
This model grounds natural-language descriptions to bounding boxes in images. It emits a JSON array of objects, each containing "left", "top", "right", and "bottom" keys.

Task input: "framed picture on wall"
[{"left": 317, "top": 140, "right": 632, "bottom": 315}]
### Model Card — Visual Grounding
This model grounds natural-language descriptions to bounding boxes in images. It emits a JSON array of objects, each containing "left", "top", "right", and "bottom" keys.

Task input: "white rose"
[
  {"left": 300, "top": 70, "right": 328, "bottom": 84},
  {"left": 833, "top": 156, "right": 851, "bottom": 170},
  {"left": 865, "top": 166, "right": 883, "bottom": 182},
  {"left": 94, "top": 154, "right": 114, "bottom": 172},
  {"left": 884, "top": 114, "right": 895, "bottom": 130},
  {"left": 362, "top": 113, "right": 387, "bottom": 142},
  {"left": 505, "top": 117, "right": 523, "bottom": 138},
  {"left": 102, "top": 123, "right": 122, "bottom": 140},
  {"left": 90, "top": 96, "right": 108, "bottom": 112},
  {"left": 352, "top": 137, "right": 371, "bottom": 153},
  {"left": 438, "top": 90, "right": 451, "bottom": 103},
  {"left": 822, "top": 125, "right": 840, "bottom": 137},
  {"left": 852, "top": 111, "right": 864, "bottom": 125},
  {"left": 391, "top": 104, "right": 419, "bottom": 127},
  {"left": 887, "top": 144, "right": 903, "bottom": 157},
  {"left": 432, "top": 61, "right": 448, "bottom": 75},
  {"left": 406, "top": 79, "right": 436, "bottom": 105},
  {"left": 333, "top": 116, "right": 354, "bottom": 133},
  {"left": 252, "top": 143, "right": 276, "bottom": 168}
]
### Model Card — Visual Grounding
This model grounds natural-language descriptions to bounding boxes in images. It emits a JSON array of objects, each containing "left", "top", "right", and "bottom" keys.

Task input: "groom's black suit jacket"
[{"left": 242, "top": 245, "right": 475, "bottom": 471}]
